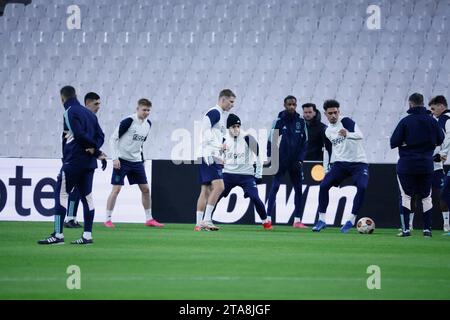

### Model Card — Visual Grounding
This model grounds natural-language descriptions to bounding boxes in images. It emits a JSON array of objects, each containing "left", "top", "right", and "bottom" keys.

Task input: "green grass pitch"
[{"left": 0, "top": 221, "right": 449, "bottom": 299}]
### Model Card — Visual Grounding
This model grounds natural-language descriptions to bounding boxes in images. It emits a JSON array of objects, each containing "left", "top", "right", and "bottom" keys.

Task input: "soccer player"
[
  {"left": 38, "top": 86, "right": 105, "bottom": 245},
  {"left": 312, "top": 99, "right": 369, "bottom": 233},
  {"left": 64, "top": 92, "right": 106, "bottom": 228},
  {"left": 214, "top": 114, "right": 272, "bottom": 230},
  {"left": 429, "top": 95, "right": 450, "bottom": 232},
  {"left": 105, "top": 98, "right": 163, "bottom": 228},
  {"left": 390, "top": 93, "right": 444, "bottom": 237},
  {"left": 266, "top": 95, "right": 308, "bottom": 228},
  {"left": 194, "top": 89, "right": 235, "bottom": 231}
]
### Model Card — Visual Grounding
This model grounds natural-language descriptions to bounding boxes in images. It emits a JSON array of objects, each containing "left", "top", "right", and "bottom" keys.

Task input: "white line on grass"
[{"left": 1, "top": 276, "right": 450, "bottom": 283}]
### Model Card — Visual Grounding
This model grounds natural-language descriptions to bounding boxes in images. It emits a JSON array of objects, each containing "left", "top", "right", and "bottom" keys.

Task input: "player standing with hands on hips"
[
  {"left": 390, "top": 93, "right": 444, "bottom": 237},
  {"left": 312, "top": 99, "right": 369, "bottom": 233}
]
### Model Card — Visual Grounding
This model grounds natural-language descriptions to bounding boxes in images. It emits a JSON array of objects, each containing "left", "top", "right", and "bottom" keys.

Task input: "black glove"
[
  {"left": 255, "top": 178, "right": 263, "bottom": 185},
  {"left": 433, "top": 154, "right": 442, "bottom": 162},
  {"left": 101, "top": 159, "right": 107, "bottom": 171}
]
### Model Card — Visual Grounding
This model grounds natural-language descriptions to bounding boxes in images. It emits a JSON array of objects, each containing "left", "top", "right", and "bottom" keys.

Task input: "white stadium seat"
[{"left": 0, "top": 0, "right": 449, "bottom": 161}]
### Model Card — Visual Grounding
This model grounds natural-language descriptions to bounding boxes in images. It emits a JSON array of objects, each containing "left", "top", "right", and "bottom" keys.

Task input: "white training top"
[
  {"left": 110, "top": 113, "right": 151, "bottom": 162},
  {"left": 433, "top": 115, "right": 450, "bottom": 171},
  {"left": 323, "top": 117, "right": 368, "bottom": 171},
  {"left": 200, "top": 105, "right": 227, "bottom": 162},
  {"left": 223, "top": 130, "right": 262, "bottom": 177}
]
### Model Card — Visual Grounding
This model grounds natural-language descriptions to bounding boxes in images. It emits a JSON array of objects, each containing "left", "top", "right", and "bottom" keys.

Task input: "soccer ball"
[{"left": 356, "top": 217, "right": 375, "bottom": 234}]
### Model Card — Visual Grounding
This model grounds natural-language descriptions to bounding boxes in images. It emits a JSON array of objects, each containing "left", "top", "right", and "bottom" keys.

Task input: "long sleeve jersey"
[
  {"left": 390, "top": 106, "right": 444, "bottom": 174},
  {"left": 267, "top": 110, "right": 308, "bottom": 167},
  {"left": 200, "top": 105, "right": 227, "bottom": 162},
  {"left": 323, "top": 117, "right": 367, "bottom": 172},
  {"left": 223, "top": 130, "right": 262, "bottom": 177},
  {"left": 433, "top": 110, "right": 450, "bottom": 171},
  {"left": 62, "top": 97, "right": 104, "bottom": 169},
  {"left": 109, "top": 113, "right": 151, "bottom": 162}
]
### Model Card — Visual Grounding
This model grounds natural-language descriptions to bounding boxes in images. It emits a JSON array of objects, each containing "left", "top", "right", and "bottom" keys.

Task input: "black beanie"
[{"left": 226, "top": 113, "right": 241, "bottom": 128}]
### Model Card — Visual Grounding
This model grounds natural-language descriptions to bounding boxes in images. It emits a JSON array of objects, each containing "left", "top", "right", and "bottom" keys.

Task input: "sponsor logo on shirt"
[
  {"left": 331, "top": 136, "right": 346, "bottom": 146},
  {"left": 226, "top": 152, "right": 245, "bottom": 160},
  {"left": 133, "top": 134, "right": 146, "bottom": 142}
]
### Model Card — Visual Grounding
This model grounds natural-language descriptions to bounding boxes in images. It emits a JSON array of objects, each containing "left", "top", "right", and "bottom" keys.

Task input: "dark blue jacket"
[
  {"left": 267, "top": 110, "right": 308, "bottom": 167},
  {"left": 62, "top": 97, "right": 105, "bottom": 169},
  {"left": 390, "top": 106, "right": 444, "bottom": 174}
]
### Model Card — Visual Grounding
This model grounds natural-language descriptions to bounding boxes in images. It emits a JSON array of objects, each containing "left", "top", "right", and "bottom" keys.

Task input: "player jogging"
[
  {"left": 104, "top": 98, "right": 163, "bottom": 228},
  {"left": 312, "top": 99, "right": 369, "bottom": 233}
]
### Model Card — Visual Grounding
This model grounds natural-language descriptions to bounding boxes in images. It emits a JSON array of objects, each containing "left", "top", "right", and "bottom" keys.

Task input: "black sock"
[
  {"left": 84, "top": 209, "right": 95, "bottom": 233},
  {"left": 423, "top": 209, "right": 432, "bottom": 231},
  {"left": 401, "top": 206, "right": 411, "bottom": 231}
]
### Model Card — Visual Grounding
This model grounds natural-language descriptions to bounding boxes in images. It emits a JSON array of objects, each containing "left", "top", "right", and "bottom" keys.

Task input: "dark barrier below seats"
[{"left": 152, "top": 160, "right": 447, "bottom": 229}]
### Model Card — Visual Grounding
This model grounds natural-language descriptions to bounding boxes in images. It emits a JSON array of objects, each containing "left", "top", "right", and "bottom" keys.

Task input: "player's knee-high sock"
[
  {"left": 54, "top": 172, "right": 68, "bottom": 236},
  {"left": 441, "top": 179, "right": 450, "bottom": 223},
  {"left": 66, "top": 189, "right": 80, "bottom": 221},
  {"left": 267, "top": 176, "right": 281, "bottom": 218},
  {"left": 443, "top": 211, "right": 449, "bottom": 228},
  {"left": 207, "top": 194, "right": 224, "bottom": 224},
  {"left": 196, "top": 211, "right": 204, "bottom": 225},
  {"left": 203, "top": 204, "right": 215, "bottom": 221},
  {"left": 81, "top": 193, "right": 95, "bottom": 234},
  {"left": 442, "top": 190, "right": 450, "bottom": 216},
  {"left": 399, "top": 193, "right": 412, "bottom": 231},
  {"left": 422, "top": 195, "right": 433, "bottom": 231},
  {"left": 400, "top": 206, "right": 411, "bottom": 231},
  {"left": 66, "top": 197, "right": 79, "bottom": 222}
]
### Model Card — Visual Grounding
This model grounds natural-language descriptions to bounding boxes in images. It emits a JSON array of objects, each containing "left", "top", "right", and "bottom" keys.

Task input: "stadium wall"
[{"left": 0, "top": 158, "right": 446, "bottom": 229}]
